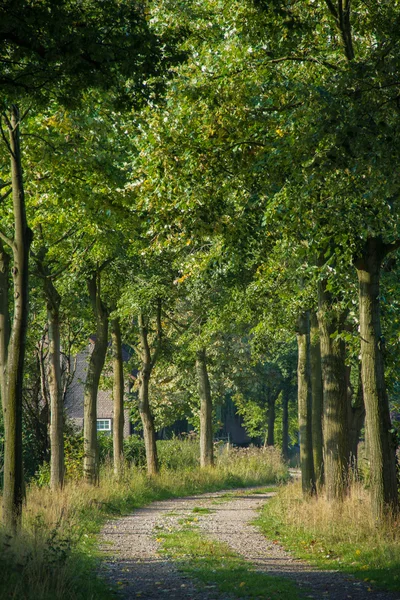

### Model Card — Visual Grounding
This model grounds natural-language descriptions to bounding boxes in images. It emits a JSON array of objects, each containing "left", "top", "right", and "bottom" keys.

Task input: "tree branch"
[
  {"left": 0, "top": 188, "right": 12, "bottom": 203},
  {"left": 383, "top": 239, "right": 400, "bottom": 257},
  {"left": 150, "top": 298, "right": 163, "bottom": 370},
  {"left": 325, "top": 0, "right": 338, "bottom": 19},
  {"left": 0, "top": 116, "right": 14, "bottom": 157},
  {"left": 0, "top": 229, "right": 14, "bottom": 249},
  {"left": 267, "top": 55, "right": 339, "bottom": 70},
  {"left": 20, "top": 132, "right": 56, "bottom": 151}
]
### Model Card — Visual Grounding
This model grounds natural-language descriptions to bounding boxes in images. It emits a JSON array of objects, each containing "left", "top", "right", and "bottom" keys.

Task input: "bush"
[
  {"left": 157, "top": 435, "right": 200, "bottom": 470},
  {"left": 123, "top": 434, "right": 146, "bottom": 466},
  {"left": 98, "top": 432, "right": 113, "bottom": 463}
]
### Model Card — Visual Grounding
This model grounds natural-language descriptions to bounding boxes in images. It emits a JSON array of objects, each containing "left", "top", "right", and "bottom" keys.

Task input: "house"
[
  {"left": 64, "top": 339, "right": 132, "bottom": 437},
  {"left": 65, "top": 340, "right": 251, "bottom": 445}
]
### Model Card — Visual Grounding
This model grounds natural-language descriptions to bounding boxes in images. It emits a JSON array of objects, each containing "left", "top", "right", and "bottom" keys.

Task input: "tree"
[
  {"left": 297, "top": 312, "right": 316, "bottom": 496},
  {"left": 0, "top": 1, "right": 161, "bottom": 526},
  {"left": 310, "top": 312, "right": 324, "bottom": 487},
  {"left": 111, "top": 315, "right": 124, "bottom": 476}
]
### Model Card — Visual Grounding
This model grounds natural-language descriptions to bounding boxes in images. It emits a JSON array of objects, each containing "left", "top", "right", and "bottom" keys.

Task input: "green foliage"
[
  {"left": 0, "top": 0, "right": 162, "bottom": 107},
  {"left": 157, "top": 436, "right": 200, "bottom": 470},
  {"left": 64, "top": 433, "right": 85, "bottom": 481},
  {"left": 122, "top": 434, "right": 147, "bottom": 467}
]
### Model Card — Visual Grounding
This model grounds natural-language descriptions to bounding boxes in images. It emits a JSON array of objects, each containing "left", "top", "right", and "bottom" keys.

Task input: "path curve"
[{"left": 99, "top": 488, "right": 400, "bottom": 600}]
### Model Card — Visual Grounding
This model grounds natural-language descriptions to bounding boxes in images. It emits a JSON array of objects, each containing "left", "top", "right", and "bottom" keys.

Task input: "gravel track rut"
[{"left": 99, "top": 488, "right": 400, "bottom": 600}]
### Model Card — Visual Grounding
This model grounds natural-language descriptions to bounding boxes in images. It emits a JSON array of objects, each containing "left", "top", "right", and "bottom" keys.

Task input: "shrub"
[
  {"left": 123, "top": 434, "right": 146, "bottom": 466},
  {"left": 157, "top": 435, "right": 200, "bottom": 470}
]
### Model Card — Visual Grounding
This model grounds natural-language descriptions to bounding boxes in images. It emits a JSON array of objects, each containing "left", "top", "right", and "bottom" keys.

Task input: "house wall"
[{"left": 65, "top": 342, "right": 131, "bottom": 438}]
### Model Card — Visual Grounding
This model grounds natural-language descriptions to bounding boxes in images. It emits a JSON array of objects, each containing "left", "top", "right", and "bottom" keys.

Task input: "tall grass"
[
  {"left": 0, "top": 442, "right": 286, "bottom": 600},
  {"left": 256, "top": 479, "right": 400, "bottom": 593}
]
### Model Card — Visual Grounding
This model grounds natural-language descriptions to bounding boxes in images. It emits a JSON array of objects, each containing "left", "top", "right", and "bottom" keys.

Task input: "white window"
[{"left": 97, "top": 419, "right": 112, "bottom": 432}]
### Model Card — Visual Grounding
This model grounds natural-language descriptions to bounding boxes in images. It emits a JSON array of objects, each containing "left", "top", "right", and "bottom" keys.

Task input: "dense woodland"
[{"left": 1, "top": 0, "right": 400, "bottom": 536}]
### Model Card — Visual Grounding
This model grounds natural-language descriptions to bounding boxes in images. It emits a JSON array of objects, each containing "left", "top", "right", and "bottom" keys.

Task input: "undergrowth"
[
  {"left": 256, "top": 480, "right": 400, "bottom": 594},
  {"left": 0, "top": 443, "right": 286, "bottom": 600}
]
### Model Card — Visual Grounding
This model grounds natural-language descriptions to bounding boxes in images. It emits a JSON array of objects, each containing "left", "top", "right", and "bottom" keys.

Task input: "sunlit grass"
[
  {"left": 256, "top": 479, "right": 400, "bottom": 593},
  {"left": 0, "top": 443, "right": 286, "bottom": 600},
  {"left": 158, "top": 524, "right": 305, "bottom": 599}
]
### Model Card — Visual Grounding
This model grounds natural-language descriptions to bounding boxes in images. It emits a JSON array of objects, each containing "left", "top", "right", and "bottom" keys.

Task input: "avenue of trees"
[{"left": 1, "top": 0, "right": 400, "bottom": 531}]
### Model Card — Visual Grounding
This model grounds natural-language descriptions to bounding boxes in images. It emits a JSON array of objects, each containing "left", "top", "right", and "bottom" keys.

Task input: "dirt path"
[{"left": 99, "top": 488, "right": 400, "bottom": 600}]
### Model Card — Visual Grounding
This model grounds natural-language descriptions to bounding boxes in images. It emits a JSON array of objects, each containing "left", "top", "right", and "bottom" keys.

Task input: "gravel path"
[{"left": 99, "top": 488, "right": 400, "bottom": 600}]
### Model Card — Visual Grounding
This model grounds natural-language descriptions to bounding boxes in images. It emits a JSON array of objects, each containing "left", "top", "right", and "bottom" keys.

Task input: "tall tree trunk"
[
  {"left": 48, "top": 303, "right": 64, "bottom": 489},
  {"left": 1, "top": 106, "right": 33, "bottom": 531},
  {"left": 318, "top": 281, "right": 349, "bottom": 501},
  {"left": 281, "top": 385, "right": 290, "bottom": 462},
  {"left": 266, "top": 391, "right": 276, "bottom": 446},
  {"left": 196, "top": 348, "right": 214, "bottom": 468},
  {"left": 355, "top": 237, "right": 398, "bottom": 519},
  {"left": 297, "top": 311, "right": 316, "bottom": 496},
  {"left": 348, "top": 364, "right": 365, "bottom": 469},
  {"left": 83, "top": 273, "right": 108, "bottom": 485},
  {"left": 111, "top": 316, "right": 124, "bottom": 476},
  {"left": 138, "top": 312, "right": 158, "bottom": 476},
  {"left": 0, "top": 240, "right": 10, "bottom": 405},
  {"left": 35, "top": 246, "right": 65, "bottom": 489},
  {"left": 310, "top": 311, "right": 324, "bottom": 488}
]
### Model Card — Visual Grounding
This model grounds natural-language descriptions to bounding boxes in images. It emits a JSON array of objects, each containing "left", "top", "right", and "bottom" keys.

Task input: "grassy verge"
[
  {"left": 0, "top": 444, "right": 287, "bottom": 600},
  {"left": 158, "top": 523, "right": 305, "bottom": 600},
  {"left": 256, "top": 480, "right": 400, "bottom": 594}
]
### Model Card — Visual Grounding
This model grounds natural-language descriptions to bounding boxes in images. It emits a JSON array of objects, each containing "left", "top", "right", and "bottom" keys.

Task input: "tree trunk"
[
  {"left": 138, "top": 312, "right": 158, "bottom": 476},
  {"left": 196, "top": 348, "right": 214, "bottom": 468},
  {"left": 112, "top": 316, "right": 124, "bottom": 476},
  {"left": 355, "top": 237, "right": 398, "bottom": 519},
  {"left": 281, "top": 385, "right": 290, "bottom": 462},
  {"left": 83, "top": 273, "right": 108, "bottom": 485},
  {"left": 310, "top": 311, "right": 324, "bottom": 488},
  {"left": 267, "top": 391, "right": 276, "bottom": 446},
  {"left": 0, "top": 240, "right": 10, "bottom": 405},
  {"left": 48, "top": 304, "right": 64, "bottom": 489},
  {"left": 2, "top": 105, "right": 32, "bottom": 531},
  {"left": 347, "top": 363, "right": 365, "bottom": 468},
  {"left": 297, "top": 312, "right": 316, "bottom": 495},
  {"left": 34, "top": 247, "right": 65, "bottom": 489},
  {"left": 318, "top": 281, "right": 349, "bottom": 501}
]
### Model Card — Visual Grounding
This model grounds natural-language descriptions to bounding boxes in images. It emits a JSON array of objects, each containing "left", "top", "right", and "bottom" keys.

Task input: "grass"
[
  {"left": 192, "top": 506, "right": 213, "bottom": 514},
  {"left": 256, "top": 479, "right": 400, "bottom": 594},
  {"left": 0, "top": 443, "right": 287, "bottom": 600},
  {"left": 157, "top": 524, "right": 305, "bottom": 600}
]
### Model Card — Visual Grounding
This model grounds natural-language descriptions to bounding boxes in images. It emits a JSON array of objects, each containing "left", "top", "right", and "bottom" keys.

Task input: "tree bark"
[
  {"left": 48, "top": 303, "right": 64, "bottom": 489},
  {"left": 267, "top": 394, "right": 275, "bottom": 446},
  {"left": 35, "top": 258, "right": 65, "bottom": 491},
  {"left": 297, "top": 312, "right": 316, "bottom": 496},
  {"left": 196, "top": 348, "right": 214, "bottom": 468},
  {"left": 2, "top": 106, "right": 33, "bottom": 531},
  {"left": 310, "top": 311, "right": 324, "bottom": 488},
  {"left": 355, "top": 237, "right": 398, "bottom": 519},
  {"left": 318, "top": 280, "right": 349, "bottom": 501},
  {"left": 346, "top": 363, "right": 365, "bottom": 469},
  {"left": 281, "top": 385, "right": 290, "bottom": 462},
  {"left": 111, "top": 316, "right": 124, "bottom": 476},
  {"left": 0, "top": 240, "right": 10, "bottom": 405},
  {"left": 83, "top": 273, "right": 108, "bottom": 485},
  {"left": 138, "top": 312, "right": 158, "bottom": 476}
]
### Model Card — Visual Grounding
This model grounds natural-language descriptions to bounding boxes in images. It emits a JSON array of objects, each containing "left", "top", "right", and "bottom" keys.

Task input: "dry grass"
[
  {"left": 257, "top": 479, "right": 400, "bottom": 592},
  {"left": 269, "top": 480, "right": 400, "bottom": 544}
]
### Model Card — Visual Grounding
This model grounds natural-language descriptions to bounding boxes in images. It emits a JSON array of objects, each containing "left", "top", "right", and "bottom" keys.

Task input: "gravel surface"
[{"left": 99, "top": 488, "right": 400, "bottom": 600}]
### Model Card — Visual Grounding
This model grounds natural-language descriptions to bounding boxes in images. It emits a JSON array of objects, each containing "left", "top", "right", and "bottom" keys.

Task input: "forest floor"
[{"left": 98, "top": 483, "right": 400, "bottom": 600}]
